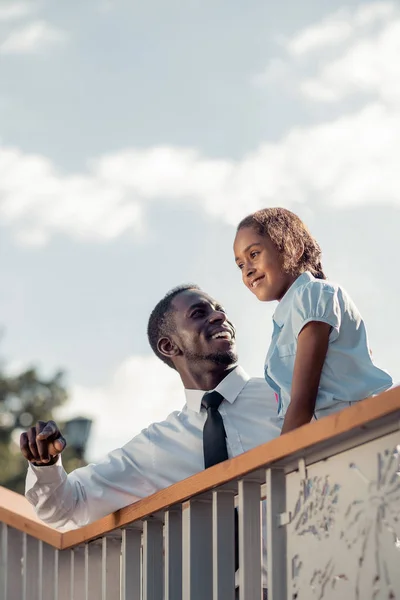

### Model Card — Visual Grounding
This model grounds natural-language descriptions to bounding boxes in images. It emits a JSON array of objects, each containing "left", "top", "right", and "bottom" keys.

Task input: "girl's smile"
[{"left": 233, "top": 226, "right": 297, "bottom": 302}]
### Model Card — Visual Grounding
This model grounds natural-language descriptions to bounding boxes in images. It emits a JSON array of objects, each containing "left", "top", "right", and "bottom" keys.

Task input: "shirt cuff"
[{"left": 27, "top": 455, "right": 65, "bottom": 485}]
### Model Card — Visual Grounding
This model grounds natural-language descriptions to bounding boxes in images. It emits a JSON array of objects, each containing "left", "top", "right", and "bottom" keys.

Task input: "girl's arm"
[{"left": 280, "top": 321, "right": 331, "bottom": 434}]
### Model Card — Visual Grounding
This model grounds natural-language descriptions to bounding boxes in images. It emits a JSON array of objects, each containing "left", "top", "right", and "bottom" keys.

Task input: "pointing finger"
[{"left": 37, "top": 421, "right": 58, "bottom": 440}]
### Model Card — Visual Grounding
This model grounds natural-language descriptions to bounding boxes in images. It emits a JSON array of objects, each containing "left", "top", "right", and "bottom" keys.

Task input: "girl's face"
[{"left": 233, "top": 226, "right": 297, "bottom": 301}]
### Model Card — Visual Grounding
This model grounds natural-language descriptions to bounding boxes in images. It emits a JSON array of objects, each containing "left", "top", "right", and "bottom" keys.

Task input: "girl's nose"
[{"left": 246, "top": 265, "right": 255, "bottom": 278}]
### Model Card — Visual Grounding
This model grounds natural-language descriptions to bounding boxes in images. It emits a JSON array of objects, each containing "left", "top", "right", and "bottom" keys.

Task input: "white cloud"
[
  {"left": 0, "top": 20, "right": 67, "bottom": 55},
  {"left": 2, "top": 94, "right": 400, "bottom": 247},
  {"left": 286, "top": 2, "right": 396, "bottom": 56},
  {"left": 0, "top": 2, "right": 36, "bottom": 22},
  {"left": 286, "top": 10, "right": 353, "bottom": 56},
  {"left": 0, "top": 147, "right": 144, "bottom": 245},
  {"left": 1, "top": 2, "right": 400, "bottom": 246},
  {"left": 257, "top": 1, "right": 400, "bottom": 104},
  {"left": 300, "top": 20, "right": 400, "bottom": 104},
  {"left": 55, "top": 356, "right": 184, "bottom": 460},
  {"left": 353, "top": 2, "right": 396, "bottom": 28},
  {"left": 1, "top": 97, "right": 400, "bottom": 245}
]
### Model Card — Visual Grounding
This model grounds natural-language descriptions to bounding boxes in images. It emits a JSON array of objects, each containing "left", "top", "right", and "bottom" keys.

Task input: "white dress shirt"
[
  {"left": 25, "top": 366, "right": 281, "bottom": 531},
  {"left": 264, "top": 272, "right": 393, "bottom": 417}
]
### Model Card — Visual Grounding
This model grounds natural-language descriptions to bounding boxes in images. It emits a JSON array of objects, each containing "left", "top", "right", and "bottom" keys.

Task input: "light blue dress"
[{"left": 264, "top": 271, "right": 393, "bottom": 417}]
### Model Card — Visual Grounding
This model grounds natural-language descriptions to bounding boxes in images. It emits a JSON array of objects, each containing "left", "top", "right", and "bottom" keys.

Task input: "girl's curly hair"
[{"left": 237, "top": 207, "right": 326, "bottom": 280}]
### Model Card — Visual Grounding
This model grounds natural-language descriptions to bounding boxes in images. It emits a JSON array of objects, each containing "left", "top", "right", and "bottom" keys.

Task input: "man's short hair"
[{"left": 147, "top": 284, "right": 200, "bottom": 370}]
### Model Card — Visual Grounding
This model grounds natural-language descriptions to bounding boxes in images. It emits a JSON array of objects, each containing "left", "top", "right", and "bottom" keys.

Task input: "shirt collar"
[
  {"left": 184, "top": 365, "right": 250, "bottom": 413},
  {"left": 273, "top": 271, "right": 314, "bottom": 327}
]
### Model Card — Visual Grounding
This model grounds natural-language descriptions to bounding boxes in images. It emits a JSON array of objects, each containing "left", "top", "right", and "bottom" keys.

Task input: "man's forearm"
[
  {"left": 25, "top": 458, "right": 89, "bottom": 530},
  {"left": 25, "top": 442, "right": 153, "bottom": 530}
]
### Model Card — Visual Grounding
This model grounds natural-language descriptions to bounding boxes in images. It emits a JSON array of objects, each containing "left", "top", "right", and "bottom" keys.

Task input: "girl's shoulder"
[
  {"left": 289, "top": 273, "right": 350, "bottom": 322},
  {"left": 293, "top": 274, "right": 360, "bottom": 318},
  {"left": 293, "top": 274, "right": 340, "bottom": 304}
]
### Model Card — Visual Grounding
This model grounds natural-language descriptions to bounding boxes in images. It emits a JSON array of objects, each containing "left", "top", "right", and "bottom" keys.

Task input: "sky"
[{"left": 1, "top": 0, "right": 399, "bottom": 461}]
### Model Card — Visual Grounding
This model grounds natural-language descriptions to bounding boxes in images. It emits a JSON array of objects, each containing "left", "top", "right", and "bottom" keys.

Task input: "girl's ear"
[{"left": 158, "top": 337, "right": 181, "bottom": 361}]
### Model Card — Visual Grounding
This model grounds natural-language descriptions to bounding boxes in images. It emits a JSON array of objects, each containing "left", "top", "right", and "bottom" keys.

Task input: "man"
[{"left": 21, "top": 284, "right": 280, "bottom": 597}]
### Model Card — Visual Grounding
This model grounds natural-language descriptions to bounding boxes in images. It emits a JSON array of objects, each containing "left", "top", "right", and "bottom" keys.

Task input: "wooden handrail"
[
  {"left": 0, "top": 485, "right": 62, "bottom": 547},
  {"left": 1, "top": 386, "right": 399, "bottom": 550}
]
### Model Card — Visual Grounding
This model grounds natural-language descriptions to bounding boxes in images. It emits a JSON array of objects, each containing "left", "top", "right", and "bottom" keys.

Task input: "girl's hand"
[{"left": 281, "top": 321, "right": 331, "bottom": 434}]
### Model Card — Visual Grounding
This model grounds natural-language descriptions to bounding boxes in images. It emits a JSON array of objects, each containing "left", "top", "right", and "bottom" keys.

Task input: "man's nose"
[{"left": 209, "top": 309, "right": 226, "bottom": 323}]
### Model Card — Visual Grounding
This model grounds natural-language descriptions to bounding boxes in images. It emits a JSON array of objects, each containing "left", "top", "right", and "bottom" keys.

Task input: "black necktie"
[
  {"left": 202, "top": 390, "right": 239, "bottom": 571},
  {"left": 202, "top": 391, "right": 229, "bottom": 468}
]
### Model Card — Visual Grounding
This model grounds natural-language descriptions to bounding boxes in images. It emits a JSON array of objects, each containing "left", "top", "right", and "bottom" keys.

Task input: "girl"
[{"left": 233, "top": 207, "right": 393, "bottom": 434}]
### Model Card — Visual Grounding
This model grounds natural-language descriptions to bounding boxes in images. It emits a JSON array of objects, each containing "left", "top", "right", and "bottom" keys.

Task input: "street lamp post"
[{"left": 63, "top": 416, "right": 93, "bottom": 461}]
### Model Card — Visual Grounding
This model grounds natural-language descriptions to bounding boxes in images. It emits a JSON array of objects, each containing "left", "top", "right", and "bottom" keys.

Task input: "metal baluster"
[
  {"left": 7, "top": 526, "right": 24, "bottom": 599},
  {"left": 84, "top": 544, "right": 89, "bottom": 600},
  {"left": 55, "top": 548, "right": 72, "bottom": 600},
  {"left": 83, "top": 544, "right": 89, "bottom": 600},
  {"left": 71, "top": 545, "right": 85, "bottom": 600},
  {"left": 101, "top": 534, "right": 121, "bottom": 600},
  {"left": 22, "top": 534, "right": 41, "bottom": 600},
  {"left": 70, "top": 549, "right": 74, "bottom": 600},
  {"left": 238, "top": 480, "right": 262, "bottom": 600},
  {"left": 121, "top": 526, "right": 142, "bottom": 600},
  {"left": 41, "top": 542, "right": 57, "bottom": 600},
  {"left": 182, "top": 498, "right": 213, "bottom": 600},
  {"left": 54, "top": 548, "right": 59, "bottom": 600},
  {"left": 266, "top": 468, "right": 288, "bottom": 600},
  {"left": 22, "top": 532, "right": 27, "bottom": 600},
  {"left": 83, "top": 540, "right": 102, "bottom": 600},
  {"left": 0, "top": 523, "right": 8, "bottom": 600},
  {"left": 142, "top": 518, "right": 163, "bottom": 600},
  {"left": 101, "top": 538, "right": 106, "bottom": 600},
  {"left": 164, "top": 509, "right": 182, "bottom": 600},
  {"left": 212, "top": 490, "right": 235, "bottom": 600},
  {"left": 38, "top": 540, "right": 43, "bottom": 600}
]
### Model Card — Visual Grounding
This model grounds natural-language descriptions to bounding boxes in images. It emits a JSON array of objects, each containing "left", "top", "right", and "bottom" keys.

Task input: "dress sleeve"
[{"left": 291, "top": 281, "right": 341, "bottom": 341}]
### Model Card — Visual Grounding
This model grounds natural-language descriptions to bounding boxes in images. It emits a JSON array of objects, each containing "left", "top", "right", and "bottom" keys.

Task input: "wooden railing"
[{"left": 1, "top": 387, "right": 400, "bottom": 599}]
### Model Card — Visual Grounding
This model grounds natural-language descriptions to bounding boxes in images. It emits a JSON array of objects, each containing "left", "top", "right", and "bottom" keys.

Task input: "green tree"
[{"left": 0, "top": 365, "right": 79, "bottom": 494}]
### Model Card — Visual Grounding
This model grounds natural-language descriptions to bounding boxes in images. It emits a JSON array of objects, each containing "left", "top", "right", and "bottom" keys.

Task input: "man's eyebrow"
[
  {"left": 187, "top": 300, "right": 208, "bottom": 312},
  {"left": 186, "top": 300, "right": 225, "bottom": 314},
  {"left": 234, "top": 242, "right": 262, "bottom": 262}
]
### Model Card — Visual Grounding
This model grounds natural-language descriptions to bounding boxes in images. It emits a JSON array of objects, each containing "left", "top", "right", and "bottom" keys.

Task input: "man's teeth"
[{"left": 211, "top": 332, "right": 231, "bottom": 340}]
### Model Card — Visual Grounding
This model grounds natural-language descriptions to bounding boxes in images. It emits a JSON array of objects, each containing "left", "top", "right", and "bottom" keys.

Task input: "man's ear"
[{"left": 158, "top": 336, "right": 181, "bottom": 361}]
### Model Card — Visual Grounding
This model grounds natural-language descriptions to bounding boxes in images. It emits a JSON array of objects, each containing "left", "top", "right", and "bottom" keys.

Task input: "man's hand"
[{"left": 20, "top": 420, "right": 66, "bottom": 466}]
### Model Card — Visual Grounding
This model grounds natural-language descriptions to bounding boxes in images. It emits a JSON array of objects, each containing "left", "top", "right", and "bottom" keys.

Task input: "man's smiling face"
[{"left": 169, "top": 289, "right": 237, "bottom": 367}]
